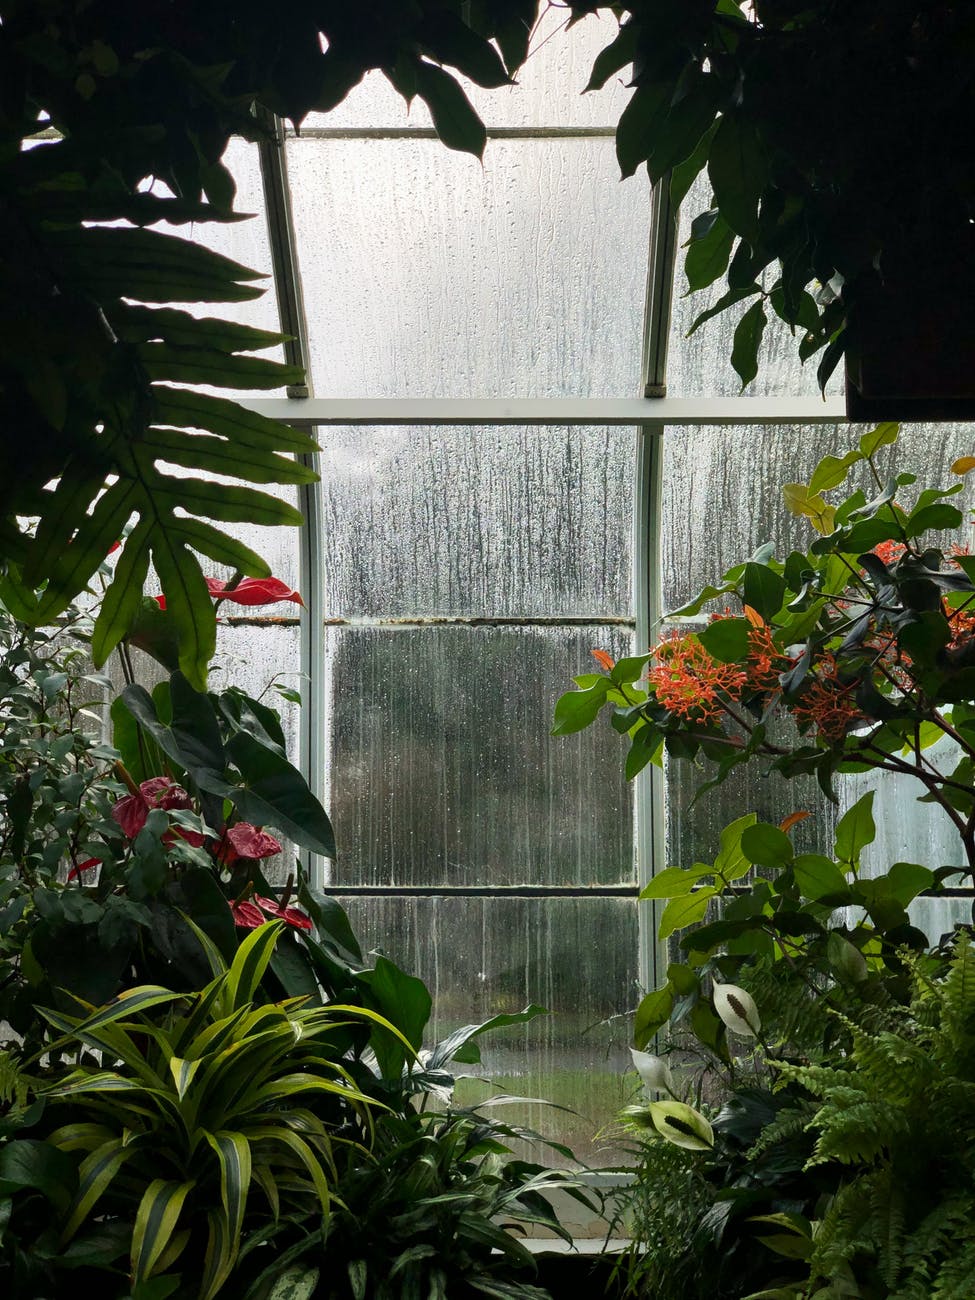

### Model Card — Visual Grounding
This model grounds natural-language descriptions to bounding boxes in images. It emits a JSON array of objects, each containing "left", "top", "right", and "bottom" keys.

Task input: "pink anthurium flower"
[
  {"left": 217, "top": 823, "right": 283, "bottom": 866},
  {"left": 112, "top": 777, "right": 193, "bottom": 838},
  {"left": 153, "top": 575, "right": 302, "bottom": 612},
  {"left": 253, "top": 894, "right": 313, "bottom": 932},
  {"left": 229, "top": 899, "right": 266, "bottom": 929},
  {"left": 206, "top": 576, "right": 304, "bottom": 607}
]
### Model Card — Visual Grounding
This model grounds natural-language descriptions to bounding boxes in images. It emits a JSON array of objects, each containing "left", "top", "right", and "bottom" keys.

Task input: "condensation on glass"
[
  {"left": 334, "top": 893, "right": 639, "bottom": 1167},
  {"left": 659, "top": 421, "right": 975, "bottom": 939},
  {"left": 288, "top": 137, "right": 649, "bottom": 399},
  {"left": 323, "top": 624, "right": 634, "bottom": 889},
  {"left": 318, "top": 424, "right": 633, "bottom": 618}
]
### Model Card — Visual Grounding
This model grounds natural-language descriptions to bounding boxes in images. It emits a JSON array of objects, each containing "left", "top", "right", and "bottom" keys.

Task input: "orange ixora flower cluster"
[
  {"left": 790, "top": 654, "right": 864, "bottom": 742},
  {"left": 744, "top": 624, "right": 792, "bottom": 693},
  {"left": 647, "top": 631, "right": 748, "bottom": 722}
]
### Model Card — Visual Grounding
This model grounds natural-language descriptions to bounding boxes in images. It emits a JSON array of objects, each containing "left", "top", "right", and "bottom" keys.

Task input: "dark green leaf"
[
  {"left": 731, "top": 298, "right": 767, "bottom": 390},
  {"left": 707, "top": 115, "right": 767, "bottom": 243},
  {"left": 414, "top": 61, "right": 486, "bottom": 157}
]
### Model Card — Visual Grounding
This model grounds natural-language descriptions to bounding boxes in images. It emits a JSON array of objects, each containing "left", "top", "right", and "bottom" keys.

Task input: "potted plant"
[{"left": 569, "top": 0, "right": 975, "bottom": 413}]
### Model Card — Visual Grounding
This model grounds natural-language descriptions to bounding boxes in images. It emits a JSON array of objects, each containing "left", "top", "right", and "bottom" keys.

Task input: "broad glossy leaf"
[
  {"left": 151, "top": 388, "right": 315, "bottom": 453},
  {"left": 0, "top": 1139, "right": 76, "bottom": 1209},
  {"left": 684, "top": 212, "right": 736, "bottom": 293},
  {"left": 138, "top": 343, "right": 302, "bottom": 390},
  {"left": 792, "top": 854, "right": 849, "bottom": 902},
  {"left": 59, "top": 1138, "right": 133, "bottom": 1241},
  {"left": 639, "top": 864, "right": 712, "bottom": 900},
  {"left": 708, "top": 116, "right": 767, "bottom": 243},
  {"left": 551, "top": 678, "right": 610, "bottom": 735},
  {"left": 427, "top": 1004, "right": 548, "bottom": 1070},
  {"left": 225, "top": 731, "right": 336, "bottom": 858},
  {"left": 741, "top": 823, "right": 794, "bottom": 868},
  {"left": 659, "top": 888, "right": 717, "bottom": 939},
  {"left": 731, "top": 298, "right": 768, "bottom": 390},
  {"left": 633, "top": 985, "right": 674, "bottom": 1050},
  {"left": 833, "top": 791, "right": 876, "bottom": 864},
  {"left": 142, "top": 428, "right": 315, "bottom": 486}
]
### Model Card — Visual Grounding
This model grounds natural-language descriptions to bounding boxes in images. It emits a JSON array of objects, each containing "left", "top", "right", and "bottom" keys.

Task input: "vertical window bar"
[
  {"left": 634, "top": 176, "right": 680, "bottom": 995},
  {"left": 256, "top": 112, "right": 328, "bottom": 890}
]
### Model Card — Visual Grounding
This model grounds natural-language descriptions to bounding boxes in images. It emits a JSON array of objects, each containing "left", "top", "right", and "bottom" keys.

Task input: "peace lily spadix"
[
  {"left": 714, "top": 982, "right": 761, "bottom": 1038},
  {"left": 622, "top": 1100, "right": 714, "bottom": 1151},
  {"left": 630, "top": 1048, "right": 677, "bottom": 1097}
]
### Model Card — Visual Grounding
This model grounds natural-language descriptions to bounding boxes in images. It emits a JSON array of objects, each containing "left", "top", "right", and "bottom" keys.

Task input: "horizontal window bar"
[
  {"left": 222, "top": 615, "right": 634, "bottom": 629},
  {"left": 318, "top": 884, "right": 640, "bottom": 898},
  {"left": 242, "top": 396, "right": 849, "bottom": 427},
  {"left": 289, "top": 126, "right": 616, "bottom": 140}
]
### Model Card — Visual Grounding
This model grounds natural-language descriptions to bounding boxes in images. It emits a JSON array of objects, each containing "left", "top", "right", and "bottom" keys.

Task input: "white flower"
[
  {"left": 713, "top": 982, "right": 761, "bottom": 1037},
  {"left": 630, "top": 1048, "right": 676, "bottom": 1096}
]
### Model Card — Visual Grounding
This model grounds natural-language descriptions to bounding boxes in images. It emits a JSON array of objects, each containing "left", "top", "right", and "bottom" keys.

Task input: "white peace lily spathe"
[
  {"left": 713, "top": 982, "right": 761, "bottom": 1038},
  {"left": 647, "top": 1100, "right": 714, "bottom": 1151},
  {"left": 630, "top": 1047, "right": 676, "bottom": 1096}
]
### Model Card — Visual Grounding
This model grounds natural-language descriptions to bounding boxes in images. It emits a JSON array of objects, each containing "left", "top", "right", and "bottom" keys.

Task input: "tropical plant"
[
  {"left": 563, "top": 1, "right": 975, "bottom": 390},
  {"left": 558, "top": 423, "right": 975, "bottom": 866},
  {"left": 554, "top": 421, "right": 975, "bottom": 1297},
  {"left": 0, "top": 0, "right": 543, "bottom": 685},
  {"left": 764, "top": 931, "right": 975, "bottom": 1299},
  {"left": 2, "top": 921, "right": 412, "bottom": 1299},
  {"left": 251, "top": 1107, "right": 587, "bottom": 1300}
]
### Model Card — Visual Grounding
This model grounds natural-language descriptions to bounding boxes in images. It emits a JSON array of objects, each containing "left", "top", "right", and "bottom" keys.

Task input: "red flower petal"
[
  {"left": 140, "top": 777, "right": 192, "bottom": 811},
  {"left": 112, "top": 793, "right": 148, "bottom": 838},
  {"left": 253, "top": 895, "right": 313, "bottom": 931},
  {"left": 224, "top": 823, "right": 282, "bottom": 862},
  {"left": 67, "top": 857, "right": 101, "bottom": 881},
  {"left": 205, "top": 576, "right": 304, "bottom": 608},
  {"left": 229, "top": 899, "right": 267, "bottom": 929}
]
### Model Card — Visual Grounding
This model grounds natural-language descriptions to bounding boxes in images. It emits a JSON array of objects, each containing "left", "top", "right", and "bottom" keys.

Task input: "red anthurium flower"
[
  {"left": 206, "top": 576, "right": 304, "bottom": 607},
  {"left": 229, "top": 899, "right": 266, "bottom": 929},
  {"left": 217, "top": 823, "right": 283, "bottom": 866},
  {"left": 67, "top": 856, "right": 101, "bottom": 881},
  {"left": 253, "top": 894, "right": 313, "bottom": 932},
  {"left": 153, "top": 576, "right": 302, "bottom": 612},
  {"left": 112, "top": 777, "right": 193, "bottom": 838}
]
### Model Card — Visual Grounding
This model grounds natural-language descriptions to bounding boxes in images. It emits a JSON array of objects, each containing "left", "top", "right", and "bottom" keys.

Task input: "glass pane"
[
  {"left": 667, "top": 175, "right": 839, "bottom": 400},
  {"left": 661, "top": 423, "right": 975, "bottom": 614},
  {"left": 320, "top": 425, "right": 632, "bottom": 618},
  {"left": 661, "top": 422, "right": 975, "bottom": 867},
  {"left": 290, "top": 138, "right": 649, "bottom": 398},
  {"left": 213, "top": 621, "right": 303, "bottom": 888},
  {"left": 309, "top": 10, "right": 630, "bottom": 131},
  {"left": 324, "top": 625, "right": 634, "bottom": 887},
  {"left": 336, "top": 894, "right": 638, "bottom": 1167}
]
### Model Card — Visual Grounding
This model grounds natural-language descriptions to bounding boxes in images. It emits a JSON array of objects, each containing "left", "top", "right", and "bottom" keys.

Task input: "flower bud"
[
  {"left": 630, "top": 1048, "right": 676, "bottom": 1096},
  {"left": 713, "top": 982, "right": 761, "bottom": 1037}
]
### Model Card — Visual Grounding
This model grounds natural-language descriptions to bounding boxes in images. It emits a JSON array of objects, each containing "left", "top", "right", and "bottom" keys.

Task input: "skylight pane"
[
  {"left": 308, "top": 10, "right": 629, "bottom": 131},
  {"left": 290, "top": 137, "right": 649, "bottom": 398}
]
